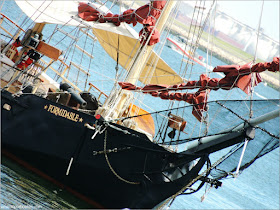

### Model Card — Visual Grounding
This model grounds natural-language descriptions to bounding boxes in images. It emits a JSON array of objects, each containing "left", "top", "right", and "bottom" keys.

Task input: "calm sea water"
[{"left": 1, "top": 1, "right": 279, "bottom": 209}]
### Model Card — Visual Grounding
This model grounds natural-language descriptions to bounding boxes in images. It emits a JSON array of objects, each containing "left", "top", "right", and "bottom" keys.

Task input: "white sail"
[{"left": 15, "top": 1, "right": 138, "bottom": 37}]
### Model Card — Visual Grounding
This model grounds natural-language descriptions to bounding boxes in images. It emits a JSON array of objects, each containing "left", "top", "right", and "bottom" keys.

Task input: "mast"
[
  {"left": 125, "top": 1, "right": 177, "bottom": 84},
  {"left": 98, "top": 0, "right": 177, "bottom": 122}
]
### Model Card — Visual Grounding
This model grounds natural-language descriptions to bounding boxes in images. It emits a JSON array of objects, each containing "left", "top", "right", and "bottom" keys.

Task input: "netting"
[
  {"left": 209, "top": 126, "right": 279, "bottom": 180},
  {"left": 122, "top": 99, "right": 278, "bottom": 143},
  {"left": 120, "top": 99, "right": 279, "bottom": 179},
  {"left": 209, "top": 107, "right": 279, "bottom": 180}
]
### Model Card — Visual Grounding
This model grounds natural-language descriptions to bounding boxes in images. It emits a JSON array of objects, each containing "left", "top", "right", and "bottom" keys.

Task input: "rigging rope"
[
  {"left": 253, "top": 0, "right": 265, "bottom": 64},
  {"left": 216, "top": 101, "right": 278, "bottom": 139},
  {"left": 158, "top": 152, "right": 228, "bottom": 209},
  {"left": 248, "top": 0, "right": 265, "bottom": 119}
]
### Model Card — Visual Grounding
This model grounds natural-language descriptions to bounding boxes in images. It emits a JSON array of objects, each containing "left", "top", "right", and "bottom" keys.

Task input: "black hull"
[{"left": 1, "top": 90, "right": 207, "bottom": 208}]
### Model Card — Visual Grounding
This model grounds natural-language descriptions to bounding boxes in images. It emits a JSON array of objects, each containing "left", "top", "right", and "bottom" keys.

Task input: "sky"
[{"left": 217, "top": 0, "right": 279, "bottom": 42}]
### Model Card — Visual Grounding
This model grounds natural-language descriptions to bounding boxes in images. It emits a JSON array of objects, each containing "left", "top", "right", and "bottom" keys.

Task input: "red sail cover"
[
  {"left": 119, "top": 57, "right": 279, "bottom": 121},
  {"left": 78, "top": 1, "right": 166, "bottom": 45}
]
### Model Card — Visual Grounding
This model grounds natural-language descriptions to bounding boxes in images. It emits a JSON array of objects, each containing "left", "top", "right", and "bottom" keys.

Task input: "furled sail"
[
  {"left": 119, "top": 57, "right": 280, "bottom": 121},
  {"left": 78, "top": 1, "right": 166, "bottom": 46},
  {"left": 15, "top": 0, "right": 183, "bottom": 85}
]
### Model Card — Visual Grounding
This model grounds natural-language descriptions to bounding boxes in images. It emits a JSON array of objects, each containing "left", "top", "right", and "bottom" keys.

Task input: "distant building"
[
  {"left": 179, "top": 2, "right": 280, "bottom": 61},
  {"left": 213, "top": 10, "right": 279, "bottom": 61}
]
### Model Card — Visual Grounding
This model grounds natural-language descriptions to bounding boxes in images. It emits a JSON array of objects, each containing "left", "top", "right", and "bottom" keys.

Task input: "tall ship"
[{"left": 1, "top": 0, "right": 279, "bottom": 208}]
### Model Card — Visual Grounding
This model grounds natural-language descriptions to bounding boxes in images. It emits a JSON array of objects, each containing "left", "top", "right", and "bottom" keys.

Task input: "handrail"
[
  {"left": 1, "top": 12, "right": 25, "bottom": 60},
  {"left": 0, "top": 12, "right": 25, "bottom": 33},
  {"left": 39, "top": 59, "right": 82, "bottom": 92},
  {"left": 88, "top": 82, "right": 108, "bottom": 101}
]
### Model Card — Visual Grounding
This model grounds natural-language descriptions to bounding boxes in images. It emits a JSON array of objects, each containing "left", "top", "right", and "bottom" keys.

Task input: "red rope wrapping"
[
  {"left": 10, "top": 39, "right": 34, "bottom": 69},
  {"left": 119, "top": 57, "right": 279, "bottom": 121},
  {"left": 78, "top": 1, "right": 166, "bottom": 45},
  {"left": 10, "top": 38, "right": 21, "bottom": 62}
]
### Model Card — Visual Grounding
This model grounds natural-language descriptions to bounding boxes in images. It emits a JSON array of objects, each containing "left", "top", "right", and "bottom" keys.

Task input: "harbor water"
[{"left": 1, "top": 1, "right": 279, "bottom": 209}]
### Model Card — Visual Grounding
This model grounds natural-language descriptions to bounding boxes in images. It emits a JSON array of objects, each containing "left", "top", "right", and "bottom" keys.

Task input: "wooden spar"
[
  {"left": 185, "top": 109, "right": 279, "bottom": 153},
  {"left": 101, "top": 0, "right": 177, "bottom": 121}
]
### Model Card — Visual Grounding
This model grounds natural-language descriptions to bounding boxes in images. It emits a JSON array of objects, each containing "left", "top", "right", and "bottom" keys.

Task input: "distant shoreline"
[
  {"left": 168, "top": 25, "right": 280, "bottom": 90},
  {"left": 260, "top": 72, "right": 280, "bottom": 90}
]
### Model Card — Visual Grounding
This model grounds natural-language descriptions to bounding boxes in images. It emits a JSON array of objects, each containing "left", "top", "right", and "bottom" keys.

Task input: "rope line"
[
  {"left": 158, "top": 153, "right": 227, "bottom": 209},
  {"left": 103, "top": 130, "right": 140, "bottom": 185}
]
